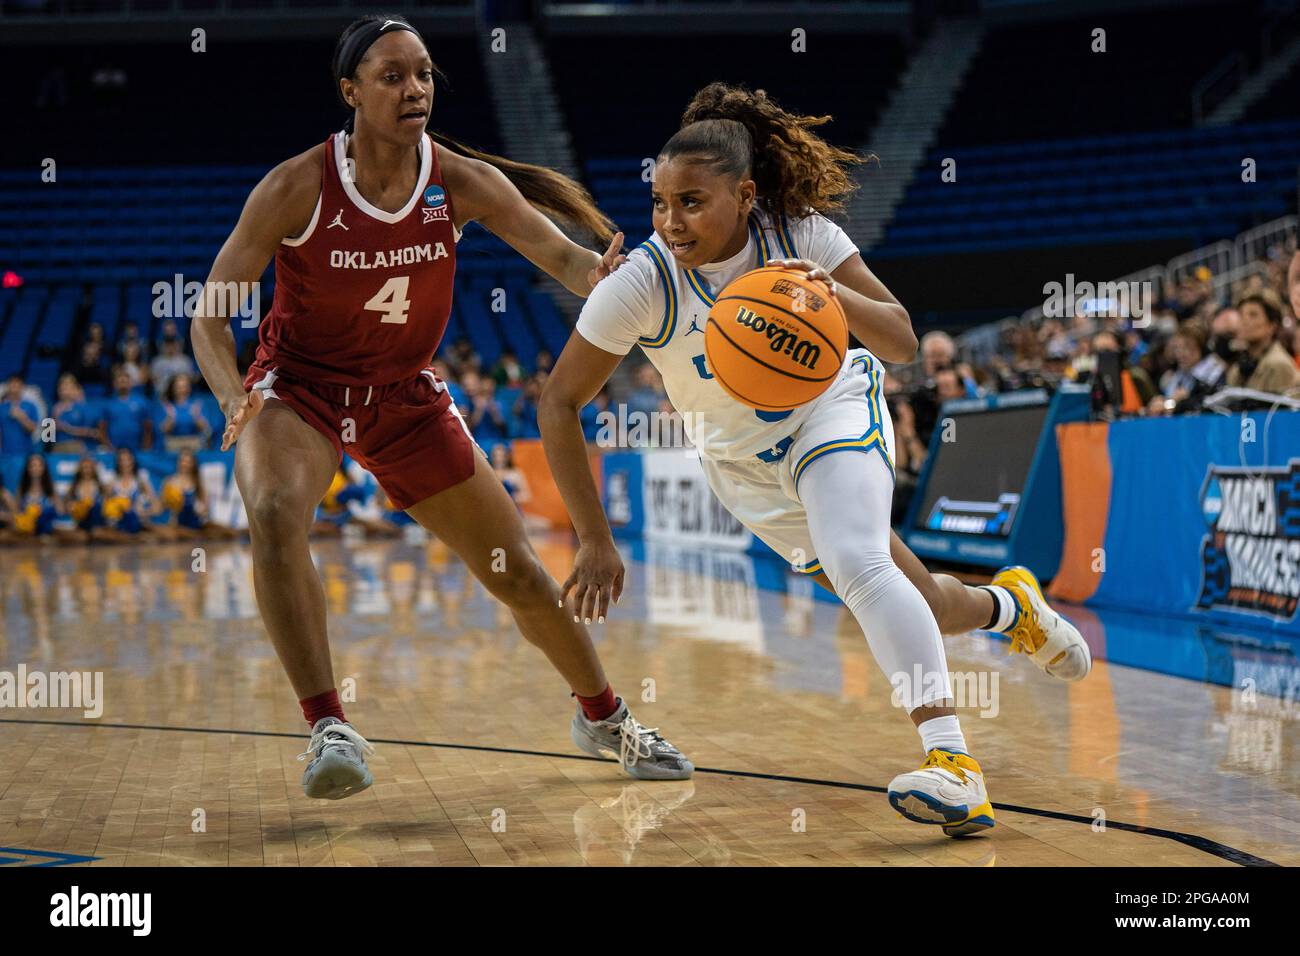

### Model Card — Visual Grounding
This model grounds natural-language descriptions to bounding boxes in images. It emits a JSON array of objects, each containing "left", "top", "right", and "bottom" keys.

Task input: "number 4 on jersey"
[{"left": 365, "top": 275, "right": 411, "bottom": 325}]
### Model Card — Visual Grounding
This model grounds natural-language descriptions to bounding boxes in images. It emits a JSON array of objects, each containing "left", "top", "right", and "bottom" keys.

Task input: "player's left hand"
[
  {"left": 768, "top": 258, "right": 837, "bottom": 296},
  {"left": 587, "top": 231, "right": 627, "bottom": 290},
  {"left": 561, "top": 535, "right": 625, "bottom": 625}
]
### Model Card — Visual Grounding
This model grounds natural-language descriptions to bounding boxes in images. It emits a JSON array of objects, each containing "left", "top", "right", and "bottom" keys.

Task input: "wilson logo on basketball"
[
  {"left": 769, "top": 278, "right": 826, "bottom": 312},
  {"left": 733, "top": 306, "right": 822, "bottom": 370},
  {"left": 705, "top": 265, "right": 846, "bottom": 412}
]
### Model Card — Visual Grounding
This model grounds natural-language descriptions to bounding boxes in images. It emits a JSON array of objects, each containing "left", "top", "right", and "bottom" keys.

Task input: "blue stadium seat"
[{"left": 878, "top": 118, "right": 1300, "bottom": 253}]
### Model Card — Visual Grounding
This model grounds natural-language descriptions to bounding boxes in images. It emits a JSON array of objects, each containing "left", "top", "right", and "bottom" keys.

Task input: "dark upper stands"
[
  {"left": 936, "top": 4, "right": 1262, "bottom": 146},
  {"left": 1, "top": 0, "right": 470, "bottom": 18},
  {"left": 9, "top": 38, "right": 499, "bottom": 168},
  {"left": 550, "top": 30, "right": 904, "bottom": 161},
  {"left": 877, "top": 3, "right": 1299, "bottom": 256},
  {"left": 1243, "top": 58, "right": 1300, "bottom": 123},
  {"left": 549, "top": 29, "right": 905, "bottom": 243}
]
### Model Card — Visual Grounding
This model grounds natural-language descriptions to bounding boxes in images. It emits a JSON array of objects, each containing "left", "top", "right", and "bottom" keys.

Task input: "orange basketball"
[{"left": 704, "top": 266, "right": 847, "bottom": 411}]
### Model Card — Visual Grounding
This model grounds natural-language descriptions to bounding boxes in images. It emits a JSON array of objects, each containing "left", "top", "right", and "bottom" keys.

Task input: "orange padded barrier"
[
  {"left": 1049, "top": 421, "right": 1111, "bottom": 603},
  {"left": 510, "top": 439, "right": 602, "bottom": 530}
]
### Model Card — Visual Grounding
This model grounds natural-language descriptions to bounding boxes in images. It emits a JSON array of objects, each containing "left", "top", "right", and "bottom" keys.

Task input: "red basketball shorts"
[{"left": 242, "top": 362, "right": 479, "bottom": 511}]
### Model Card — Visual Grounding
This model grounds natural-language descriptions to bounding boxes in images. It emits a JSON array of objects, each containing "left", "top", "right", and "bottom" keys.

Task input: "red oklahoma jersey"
[{"left": 249, "top": 130, "right": 459, "bottom": 388}]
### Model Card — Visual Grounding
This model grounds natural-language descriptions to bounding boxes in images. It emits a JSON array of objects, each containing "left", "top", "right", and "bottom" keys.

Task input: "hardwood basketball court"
[{"left": 0, "top": 534, "right": 1295, "bottom": 867}]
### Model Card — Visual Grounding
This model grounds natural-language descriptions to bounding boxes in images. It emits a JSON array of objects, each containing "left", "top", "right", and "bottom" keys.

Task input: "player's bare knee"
[
  {"left": 485, "top": 554, "right": 554, "bottom": 610},
  {"left": 245, "top": 486, "right": 310, "bottom": 540}
]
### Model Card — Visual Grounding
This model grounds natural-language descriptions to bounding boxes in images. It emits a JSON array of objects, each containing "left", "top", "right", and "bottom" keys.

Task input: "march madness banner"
[{"left": 1054, "top": 411, "right": 1300, "bottom": 636}]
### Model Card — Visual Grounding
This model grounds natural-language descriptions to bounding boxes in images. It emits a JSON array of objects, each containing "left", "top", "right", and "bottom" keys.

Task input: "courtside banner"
[
  {"left": 1076, "top": 411, "right": 1300, "bottom": 636},
  {"left": 600, "top": 451, "right": 646, "bottom": 540},
  {"left": 509, "top": 439, "right": 603, "bottom": 530},
  {"left": 641, "top": 450, "right": 753, "bottom": 550},
  {"left": 602, "top": 449, "right": 756, "bottom": 551}
]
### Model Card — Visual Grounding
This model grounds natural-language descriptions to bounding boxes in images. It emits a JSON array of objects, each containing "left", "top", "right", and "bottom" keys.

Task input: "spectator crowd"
[
  {"left": 881, "top": 243, "right": 1300, "bottom": 519},
  {"left": 0, "top": 316, "right": 609, "bottom": 544},
  {"left": 4, "top": 242, "right": 1298, "bottom": 545}
]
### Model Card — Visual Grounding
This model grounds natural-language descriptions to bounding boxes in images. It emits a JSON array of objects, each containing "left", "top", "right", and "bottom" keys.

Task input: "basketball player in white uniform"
[{"left": 540, "top": 84, "right": 1090, "bottom": 836}]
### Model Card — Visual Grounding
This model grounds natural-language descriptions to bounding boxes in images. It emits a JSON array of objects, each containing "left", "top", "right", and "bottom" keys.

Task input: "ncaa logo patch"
[{"left": 423, "top": 184, "right": 449, "bottom": 223}]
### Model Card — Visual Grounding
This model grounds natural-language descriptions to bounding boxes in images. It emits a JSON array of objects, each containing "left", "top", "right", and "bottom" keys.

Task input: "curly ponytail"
[{"left": 665, "top": 82, "right": 870, "bottom": 219}]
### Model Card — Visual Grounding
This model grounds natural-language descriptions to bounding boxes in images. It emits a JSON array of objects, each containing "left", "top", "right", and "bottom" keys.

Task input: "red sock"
[
  {"left": 575, "top": 684, "right": 618, "bottom": 722},
  {"left": 300, "top": 689, "right": 346, "bottom": 727}
]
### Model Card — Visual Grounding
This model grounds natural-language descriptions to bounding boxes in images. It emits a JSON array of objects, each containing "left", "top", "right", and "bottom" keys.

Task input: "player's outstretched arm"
[
  {"left": 451, "top": 156, "right": 624, "bottom": 298},
  {"left": 191, "top": 149, "right": 321, "bottom": 450},
  {"left": 538, "top": 332, "right": 626, "bottom": 625}
]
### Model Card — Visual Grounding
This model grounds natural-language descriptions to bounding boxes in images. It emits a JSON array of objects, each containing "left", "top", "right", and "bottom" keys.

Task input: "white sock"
[
  {"left": 979, "top": 585, "right": 1017, "bottom": 632},
  {"left": 917, "top": 715, "right": 968, "bottom": 756}
]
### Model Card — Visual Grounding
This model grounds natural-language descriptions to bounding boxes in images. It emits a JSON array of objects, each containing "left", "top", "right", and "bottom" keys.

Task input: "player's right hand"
[
  {"left": 560, "top": 536, "right": 625, "bottom": 625},
  {"left": 586, "top": 231, "right": 627, "bottom": 291},
  {"left": 220, "top": 388, "right": 265, "bottom": 451}
]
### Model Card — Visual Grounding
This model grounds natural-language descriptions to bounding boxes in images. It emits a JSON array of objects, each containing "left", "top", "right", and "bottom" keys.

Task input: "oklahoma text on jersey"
[{"left": 329, "top": 243, "right": 449, "bottom": 270}]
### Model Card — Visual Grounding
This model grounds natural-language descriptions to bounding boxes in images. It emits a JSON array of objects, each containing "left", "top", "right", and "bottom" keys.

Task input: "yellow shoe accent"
[
  {"left": 922, "top": 747, "right": 979, "bottom": 779},
  {"left": 991, "top": 565, "right": 1092, "bottom": 681},
  {"left": 943, "top": 801, "right": 996, "bottom": 837},
  {"left": 929, "top": 751, "right": 996, "bottom": 837},
  {"left": 887, "top": 749, "right": 996, "bottom": 838},
  {"left": 992, "top": 565, "right": 1051, "bottom": 658}
]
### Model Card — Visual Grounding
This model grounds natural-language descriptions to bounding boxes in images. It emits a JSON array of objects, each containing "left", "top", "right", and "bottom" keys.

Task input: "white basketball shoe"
[
  {"left": 887, "top": 749, "right": 996, "bottom": 837},
  {"left": 571, "top": 699, "right": 694, "bottom": 781},
  {"left": 298, "top": 716, "right": 375, "bottom": 799},
  {"left": 992, "top": 565, "right": 1092, "bottom": 682}
]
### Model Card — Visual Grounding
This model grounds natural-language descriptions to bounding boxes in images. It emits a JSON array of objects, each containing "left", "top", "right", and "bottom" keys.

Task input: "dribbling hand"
[
  {"left": 559, "top": 536, "right": 625, "bottom": 625},
  {"left": 220, "top": 388, "right": 265, "bottom": 451},
  {"left": 768, "top": 258, "right": 837, "bottom": 297}
]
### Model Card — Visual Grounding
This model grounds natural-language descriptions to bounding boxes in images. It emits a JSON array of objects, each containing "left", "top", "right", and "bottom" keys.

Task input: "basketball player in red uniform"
[{"left": 192, "top": 15, "right": 691, "bottom": 799}]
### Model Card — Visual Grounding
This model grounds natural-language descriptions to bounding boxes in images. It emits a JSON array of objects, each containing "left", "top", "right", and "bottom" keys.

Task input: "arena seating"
[
  {"left": 878, "top": 119, "right": 1300, "bottom": 256},
  {"left": 0, "top": 272, "right": 569, "bottom": 404},
  {"left": 549, "top": 30, "right": 904, "bottom": 162}
]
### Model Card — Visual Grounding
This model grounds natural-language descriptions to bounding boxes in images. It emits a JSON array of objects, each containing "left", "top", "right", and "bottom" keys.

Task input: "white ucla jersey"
[{"left": 576, "top": 206, "right": 862, "bottom": 460}]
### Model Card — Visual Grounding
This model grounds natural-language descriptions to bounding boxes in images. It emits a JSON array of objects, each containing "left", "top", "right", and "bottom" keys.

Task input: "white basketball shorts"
[{"left": 698, "top": 349, "right": 896, "bottom": 575}]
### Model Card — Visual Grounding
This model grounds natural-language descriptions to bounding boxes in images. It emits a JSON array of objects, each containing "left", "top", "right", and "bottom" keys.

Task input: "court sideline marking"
[{"left": 0, "top": 717, "right": 1278, "bottom": 866}]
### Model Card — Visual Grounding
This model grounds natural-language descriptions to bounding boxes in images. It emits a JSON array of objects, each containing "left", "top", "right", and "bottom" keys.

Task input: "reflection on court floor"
[{"left": 0, "top": 534, "right": 1296, "bottom": 866}]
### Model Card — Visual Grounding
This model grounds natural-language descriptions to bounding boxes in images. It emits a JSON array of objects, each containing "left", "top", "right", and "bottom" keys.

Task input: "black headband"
[{"left": 337, "top": 18, "right": 422, "bottom": 83}]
